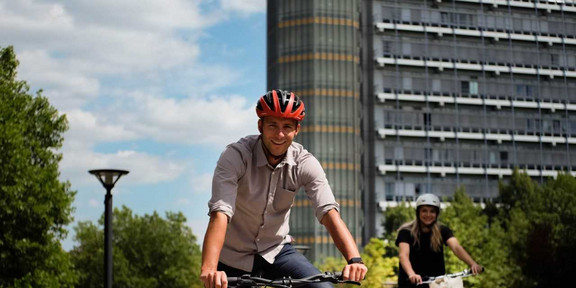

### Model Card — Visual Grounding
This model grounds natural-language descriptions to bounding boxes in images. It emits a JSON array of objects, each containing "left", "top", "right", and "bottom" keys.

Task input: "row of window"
[
  {"left": 375, "top": 71, "right": 576, "bottom": 102},
  {"left": 376, "top": 176, "right": 500, "bottom": 200},
  {"left": 376, "top": 142, "right": 576, "bottom": 166},
  {"left": 377, "top": 109, "right": 575, "bottom": 134},
  {"left": 376, "top": 37, "right": 576, "bottom": 68},
  {"left": 376, "top": 5, "right": 576, "bottom": 36}
]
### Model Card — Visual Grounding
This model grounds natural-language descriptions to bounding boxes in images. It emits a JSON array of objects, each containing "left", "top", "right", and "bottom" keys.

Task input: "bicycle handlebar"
[
  {"left": 420, "top": 267, "right": 485, "bottom": 284},
  {"left": 228, "top": 272, "right": 361, "bottom": 287}
]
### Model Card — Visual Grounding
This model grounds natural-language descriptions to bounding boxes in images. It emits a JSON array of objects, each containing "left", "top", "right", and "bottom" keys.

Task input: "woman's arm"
[
  {"left": 398, "top": 242, "right": 421, "bottom": 285},
  {"left": 446, "top": 237, "right": 483, "bottom": 274}
]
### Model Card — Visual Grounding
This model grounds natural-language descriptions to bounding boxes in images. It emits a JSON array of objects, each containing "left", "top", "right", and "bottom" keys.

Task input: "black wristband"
[{"left": 347, "top": 257, "right": 364, "bottom": 264}]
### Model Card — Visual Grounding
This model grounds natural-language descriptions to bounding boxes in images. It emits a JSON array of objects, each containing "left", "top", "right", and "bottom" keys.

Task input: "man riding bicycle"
[{"left": 200, "top": 90, "right": 367, "bottom": 288}]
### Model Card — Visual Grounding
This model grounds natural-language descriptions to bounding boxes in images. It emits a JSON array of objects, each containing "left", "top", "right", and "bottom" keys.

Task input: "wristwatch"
[{"left": 347, "top": 257, "right": 364, "bottom": 265}]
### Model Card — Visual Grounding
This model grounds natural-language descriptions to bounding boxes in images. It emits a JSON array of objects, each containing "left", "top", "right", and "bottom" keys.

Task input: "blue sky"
[{"left": 0, "top": 0, "right": 266, "bottom": 250}]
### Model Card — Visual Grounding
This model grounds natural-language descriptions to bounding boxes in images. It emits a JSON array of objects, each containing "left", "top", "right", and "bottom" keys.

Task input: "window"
[
  {"left": 415, "top": 184, "right": 422, "bottom": 195},
  {"left": 489, "top": 152, "right": 496, "bottom": 164},
  {"left": 401, "top": 8, "right": 411, "bottom": 22},
  {"left": 403, "top": 77, "right": 412, "bottom": 90},
  {"left": 570, "top": 121, "right": 576, "bottom": 134},
  {"left": 469, "top": 81, "right": 478, "bottom": 95},
  {"left": 551, "top": 54, "right": 559, "bottom": 66},
  {"left": 402, "top": 42, "right": 411, "bottom": 55},
  {"left": 461, "top": 81, "right": 478, "bottom": 95},
  {"left": 425, "top": 148, "right": 432, "bottom": 160},
  {"left": 385, "top": 183, "right": 394, "bottom": 200},
  {"left": 553, "top": 120, "right": 561, "bottom": 132},
  {"left": 441, "top": 12, "right": 473, "bottom": 26},
  {"left": 432, "top": 79, "right": 441, "bottom": 92},
  {"left": 383, "top": 41, "right": 391, "bottom": 55},
  {"left": 424, "top": 113, "right": 432, "bottom": 127},
  {"left": 500, "top": 151, "right": 508, "bottom": 162},
  {"left": 516, "top": 84, "right": 538, "bottom": 98},
  {"left": 394, "top": 146, "right": 404, "bottom": 160}
]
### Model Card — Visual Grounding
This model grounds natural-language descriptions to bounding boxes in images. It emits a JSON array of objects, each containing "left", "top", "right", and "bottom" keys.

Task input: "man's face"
[{"left": 258, "top": 116, "right": 300, "bottom": 163}]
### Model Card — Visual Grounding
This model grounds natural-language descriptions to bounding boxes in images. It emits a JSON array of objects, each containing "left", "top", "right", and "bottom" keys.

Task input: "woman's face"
[{"left": 418, "top": 205, "right": 438, "bottom": 226}]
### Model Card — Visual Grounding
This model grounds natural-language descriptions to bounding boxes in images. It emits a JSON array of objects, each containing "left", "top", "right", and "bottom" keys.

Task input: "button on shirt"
[{"left": 208, "top": 135, "right": 339, "bottom": 272}]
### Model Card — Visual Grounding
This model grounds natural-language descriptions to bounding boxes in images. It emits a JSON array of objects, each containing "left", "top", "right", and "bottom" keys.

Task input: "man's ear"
[
  {"left": 294, "top": 122, "right": 300, "bottom": 136},
  {"left": 258, "top": 119, "right": 263, "bottom": 133}
]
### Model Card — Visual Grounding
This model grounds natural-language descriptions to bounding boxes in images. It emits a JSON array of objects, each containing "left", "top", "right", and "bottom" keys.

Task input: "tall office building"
[
  {"left": 267, "top": 0, "right": 363, "bottom": 261},
  {"left": 268, "top": 0, "right": 576, "bottom": 262}
]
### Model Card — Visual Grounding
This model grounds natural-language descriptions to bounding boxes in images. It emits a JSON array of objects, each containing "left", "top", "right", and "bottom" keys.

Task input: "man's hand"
[
  {"left": 342, "top": 263, "right": 368, "bottom": 282},
  {"left": 200, "top": 269, "right": 228, "bottom": 288}
]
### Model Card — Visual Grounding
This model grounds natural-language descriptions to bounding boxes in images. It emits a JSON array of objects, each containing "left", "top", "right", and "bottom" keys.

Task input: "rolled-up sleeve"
[
  {"left": 299, "top": 154, "right": 340, "bottom": 222},
  {"left": 208, "top": 146, "right": 246, "bottom": 220}
]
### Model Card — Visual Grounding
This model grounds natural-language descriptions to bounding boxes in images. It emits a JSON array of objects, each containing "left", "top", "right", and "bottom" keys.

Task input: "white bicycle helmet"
[{"left": 416, "top": 193, "right": 441, "bottom": 209}]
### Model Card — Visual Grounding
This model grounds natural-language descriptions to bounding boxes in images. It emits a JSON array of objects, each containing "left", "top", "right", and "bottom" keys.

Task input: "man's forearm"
[
  {"left": 201, "top": 212, "right": 228, "bottom": 271},
  {"left": 321, "top": 209, "right": 360, "bottom": 260}
]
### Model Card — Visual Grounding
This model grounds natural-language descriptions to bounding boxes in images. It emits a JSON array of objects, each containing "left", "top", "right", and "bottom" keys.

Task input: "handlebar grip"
[{"left": 227, "top": 277, "right": 239, "bottom": 286}]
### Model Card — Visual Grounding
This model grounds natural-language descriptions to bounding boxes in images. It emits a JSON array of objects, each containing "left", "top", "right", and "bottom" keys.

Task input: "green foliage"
[
  {"left": 315, "top": 255, "right": 346, "bottom": 275},
  {"left": 316, "top": 238, "right": 397, "bottom": 288},
  {"left": 495, "top": 170, "right": 576, "bottom": 287},
  {"left": 441, "top": 188, "right": 516, "bottom": 288},
  {"left": 70, "top": 206, "right": 202, "bottom": 288},
  {"left": 360, "top": 238, "right": 398, "bottom": 287},
  {"left": 382, "top": 202, "right": 414, "bottom": 242},
  {"left": 0, "top": 46, "right": 77, "bottom": 287}
]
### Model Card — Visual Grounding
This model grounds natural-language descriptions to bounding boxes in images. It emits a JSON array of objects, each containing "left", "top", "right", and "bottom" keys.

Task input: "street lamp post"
[{"left": 89, "top": 169, "right": 129, "bottom": 288}]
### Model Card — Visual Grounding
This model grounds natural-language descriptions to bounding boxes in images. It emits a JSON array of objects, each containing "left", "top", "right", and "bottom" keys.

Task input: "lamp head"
[{"left": 89, "top": 169, "right": 129, "bottom": 190}]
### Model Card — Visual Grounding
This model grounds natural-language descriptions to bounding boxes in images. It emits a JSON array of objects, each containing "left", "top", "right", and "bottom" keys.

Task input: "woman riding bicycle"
[{"left": 395, "top": 194, "right": 483, "bottom": 288}]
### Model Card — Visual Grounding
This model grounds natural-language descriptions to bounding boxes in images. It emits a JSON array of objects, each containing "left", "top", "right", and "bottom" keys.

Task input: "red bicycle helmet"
[{"left": 256, "top": 89, "right": 305, "bottom": 121}]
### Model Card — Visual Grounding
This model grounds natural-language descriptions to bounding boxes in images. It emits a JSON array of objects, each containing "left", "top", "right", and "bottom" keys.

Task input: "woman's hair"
[{"left": 398, "top": 209, "right": 443, "bottom": 252}]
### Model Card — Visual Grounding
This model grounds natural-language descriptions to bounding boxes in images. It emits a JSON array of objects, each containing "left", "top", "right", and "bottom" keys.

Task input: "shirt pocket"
[{"left": 273, "top": 187, "right": 296, "bottom": 212}]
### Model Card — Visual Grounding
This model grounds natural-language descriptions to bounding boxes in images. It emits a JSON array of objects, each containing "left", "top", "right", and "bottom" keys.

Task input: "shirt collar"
[{"left": 256, "top": 136, "right": 297, "bottom": 168}]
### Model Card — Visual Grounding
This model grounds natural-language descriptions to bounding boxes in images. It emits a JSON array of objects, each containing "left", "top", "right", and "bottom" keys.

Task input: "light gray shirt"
[{"left": 208, "top": 135, "right": 339, "bottom": 272}]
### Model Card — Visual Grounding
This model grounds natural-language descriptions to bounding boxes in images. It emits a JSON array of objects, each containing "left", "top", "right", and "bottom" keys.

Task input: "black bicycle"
[{"left": 227, "top": 272, "right": 361, "bottom": 288}]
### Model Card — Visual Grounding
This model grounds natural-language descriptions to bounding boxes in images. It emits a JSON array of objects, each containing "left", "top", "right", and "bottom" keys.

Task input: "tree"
[
  {"left": 382, "top": 201, "right": 414, "bottom": 243},
  {"left": 0, "top": 46, "right": 77, "bottom": 287},
  {"left": 441, "top": 188, "right": 516, "bottom": 288},
  {"left": 70, "top": 206, "right": 202, "bottom": 288},
  {"left": 496, "top": 170, "right": 576, "bottom": 287},
  {"left": 315, "top": 238, "right": 398, "bottom": 288}
]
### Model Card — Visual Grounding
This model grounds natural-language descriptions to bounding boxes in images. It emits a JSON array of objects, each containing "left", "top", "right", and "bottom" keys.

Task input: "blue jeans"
[{"left": 218, "top": 243, "right": 333, "bottom": 288}]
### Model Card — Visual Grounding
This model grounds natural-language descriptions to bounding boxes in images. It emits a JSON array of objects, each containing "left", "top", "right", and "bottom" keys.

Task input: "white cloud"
[
  {"left": 104, "top": 91, "right": 257, "bottom": 146},
  {"left": 1, "top": 0, "right": 265, "bottom": 247},
  {"left": 60, "top": 147, "right": 188, "bottom": 187},
  {"left": 61, "top": 109, "right": 139, "bottom": 152},
  {"left": 221, "top": 0, "right": 266, "bottom": 15},
  {"left": 1, "top": 0, "right": 207, "bottom": 110}
]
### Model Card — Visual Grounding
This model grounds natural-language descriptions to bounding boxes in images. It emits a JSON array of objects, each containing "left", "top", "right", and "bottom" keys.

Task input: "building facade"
[{"left": 268, "top": 0, "right": 576, "bottom": 262}]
